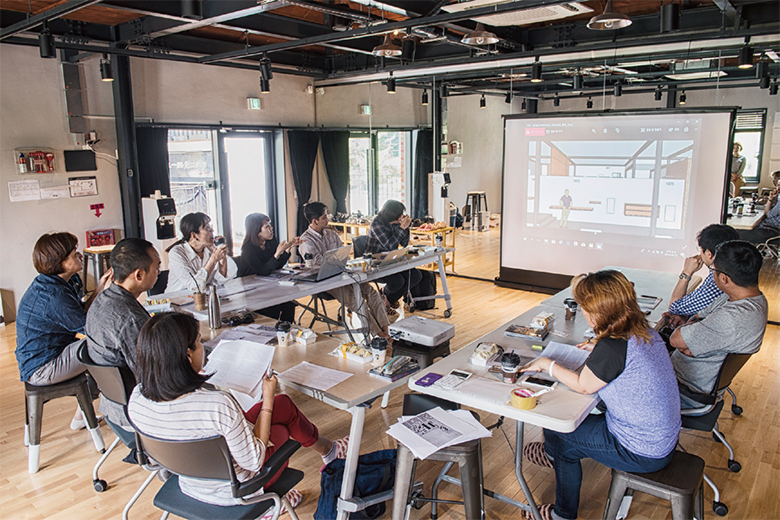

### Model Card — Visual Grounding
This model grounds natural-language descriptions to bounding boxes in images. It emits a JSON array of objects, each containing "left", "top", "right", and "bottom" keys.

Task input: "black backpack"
[
  {"left": 314, "top": 449, "right": 397, "bottom": 520},
  {"left": 406, "top": 270, "right": 437, "bottom": 310}
]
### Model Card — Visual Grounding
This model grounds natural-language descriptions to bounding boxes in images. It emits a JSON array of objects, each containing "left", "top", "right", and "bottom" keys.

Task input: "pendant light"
[
  {"left": 100, "top": 54, "right": 113, "bottom": 82},
  {"left": 372, "top": 34, "right": 402, "bottom": 57},
  {"left": 587, "top": 0, "right": 632, "bottom": 30},
  {"left": 462, "top": 23, "right": 499, "bottom": 45},
  {"left": 421, "top": 89, "right": 429, "bottom": 105},
  {"left": 613, "top": 82, "right": 622, "bottom": 97},
  {"left": 479, "top": 94, "right": 486, "bottom": 109},
  {"left": 573, "top": 74, "right": 583, "bottom": 91},
  {"left": 738, "top": 44, "right": 754, "bottom": 69},
  {"left": 679, "top": 91, "right": 687, "bottom": 105},
  {"left": 386, "top": 73, "right": 396, "bottom": 94},
  {"left": 553, "top": 93, "right": 561, "bottom": 107},
  {"left": 655, "top": 86, "right": 663, "bottom": 101},
  {"left": 586, "top": 97, "right": 593, "bottom": 109},
  {"left": 531, "top": 61, "right": 543, "bottom": 83},
  {"left": 39, "top": 22, "right": 56, "bottom": 59}
]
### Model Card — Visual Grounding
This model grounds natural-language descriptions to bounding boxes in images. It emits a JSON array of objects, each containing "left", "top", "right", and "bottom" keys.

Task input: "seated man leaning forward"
[
  {"left": 299, "top": 202, "right": 391, "bottom": 340},
  {"left": 664, "top": 224, "right": 739, "bottom": 328},
  {"left": 670, "top": 240, "right": 768, "bottom": 409},
  {"left": 86, "top": 238, "right": 161, "bottom": 430}
]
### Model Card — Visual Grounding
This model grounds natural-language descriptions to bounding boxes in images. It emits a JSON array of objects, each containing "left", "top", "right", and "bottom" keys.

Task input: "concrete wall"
[
  {"left": 314, "top": 83, "right": 429, "bottom": 129},
  {"left": 0, "top": 45, "right": 123, "bottom": 317}
]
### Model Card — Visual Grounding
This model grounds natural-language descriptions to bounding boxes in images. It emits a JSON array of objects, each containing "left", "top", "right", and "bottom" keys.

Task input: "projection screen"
[{"left": 499, "top": 109, "right": 736, "bottom": 291}]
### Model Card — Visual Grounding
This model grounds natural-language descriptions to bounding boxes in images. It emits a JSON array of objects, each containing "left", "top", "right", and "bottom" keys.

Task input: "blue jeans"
[{"left": 543, "top": 415, "right": 674, "bottom": 520}]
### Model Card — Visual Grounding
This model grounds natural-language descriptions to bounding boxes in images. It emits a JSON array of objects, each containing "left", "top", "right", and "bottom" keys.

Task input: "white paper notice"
[
  {"left": 387, "top": 407, "right": 490, "bottom": 460},
  {"left": 278, "top": 361, "right": 353, "bottom": 391},
  {"left": 538, "top": 341, "right": 590, "bottom": 371},
  {"left": 40, "top": 185, "right": 71, "bottom": 199},
  {"left": 8, "top": 180, "right": 40, "bottom": 202},
  {"left": 69, "top": 176, "right": 98, "bottom": 197},
  {"left": 204, "top": 339, "right": 275, "bottom": 398}
]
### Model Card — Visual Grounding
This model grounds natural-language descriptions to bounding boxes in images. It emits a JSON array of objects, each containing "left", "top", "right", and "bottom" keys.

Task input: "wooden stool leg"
[
  {"left": 26, "top": 392, "right": 44, "bottom": 473},
  {"left": 603, "top": 471, "right": 630, "bottom": 520},
  {"left": 392, "top": 444, "right": 418, "bottom": 520}
]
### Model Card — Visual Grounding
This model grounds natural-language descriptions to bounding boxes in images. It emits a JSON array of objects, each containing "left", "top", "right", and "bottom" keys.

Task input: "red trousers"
[{"left": 243, "top": 394, "right": 320, "bottom": 487}]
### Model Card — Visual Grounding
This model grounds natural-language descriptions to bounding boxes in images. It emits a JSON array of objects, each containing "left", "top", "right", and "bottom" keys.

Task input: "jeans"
[
  {"left": 381, "top": 268, "right": 422, "bottom": 305},
  {"left": 543, "top": 414, "right": 674, "bottom": 520}
]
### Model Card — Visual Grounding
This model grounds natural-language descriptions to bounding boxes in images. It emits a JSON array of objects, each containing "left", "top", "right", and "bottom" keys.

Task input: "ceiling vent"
[{"left": 442, "top": 1, "right": 592, "bottom": 27}]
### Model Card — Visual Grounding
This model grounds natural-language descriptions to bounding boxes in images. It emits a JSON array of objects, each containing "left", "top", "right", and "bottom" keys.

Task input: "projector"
[{"left": 389, "top": 316, "right": 455, "bottom": 347}]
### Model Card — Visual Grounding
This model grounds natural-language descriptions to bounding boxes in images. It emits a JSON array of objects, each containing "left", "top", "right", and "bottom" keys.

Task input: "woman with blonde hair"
[{"left": 519, "top": 270, "right": 681, "bottom": 520}]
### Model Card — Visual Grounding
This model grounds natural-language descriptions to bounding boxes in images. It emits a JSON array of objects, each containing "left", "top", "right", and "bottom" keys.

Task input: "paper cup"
[
  {"left": 193, "top": 293, "right": 207, "bottom": 311},
  {"left": 510, "top": 388, "right": 537, "bottom": 410}
]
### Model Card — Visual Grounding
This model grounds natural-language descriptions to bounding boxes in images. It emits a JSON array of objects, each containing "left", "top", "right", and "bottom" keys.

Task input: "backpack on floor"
[
  {"left": 406, "top": 270, "right": 437, "bottom": 310},
  {"left": 314, "top": 449, "right": 397, "bottom": 520}
]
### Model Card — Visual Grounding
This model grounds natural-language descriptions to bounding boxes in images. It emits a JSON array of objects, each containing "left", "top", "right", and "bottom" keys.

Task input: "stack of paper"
[
  {"left": 203, "top": 324, "right": 276, "bottom": 349},
  {"left": 387, "top": 407, "right": 491, "bottom": 460},
  {"left": 537, "top": 341, "right": 590, "bottom": 371},
  {"left": 204, "top": 339, "right": 275, "bottom": 398}
]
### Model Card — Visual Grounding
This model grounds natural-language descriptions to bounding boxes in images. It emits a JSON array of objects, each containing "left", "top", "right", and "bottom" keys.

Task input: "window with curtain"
[
  {"left": 732, "top": 109, "right": 767, "bottom": 184},
  {"left": 347, "top": 130, "right": 411, "bottom": 216}
]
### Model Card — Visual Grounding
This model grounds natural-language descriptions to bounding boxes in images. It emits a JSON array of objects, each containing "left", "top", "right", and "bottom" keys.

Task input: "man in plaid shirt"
[{"left": 664, "top": 224, "right": 739, "bottom": 327}]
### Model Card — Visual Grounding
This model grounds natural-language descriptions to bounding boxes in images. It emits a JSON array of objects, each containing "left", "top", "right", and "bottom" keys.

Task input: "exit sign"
[{"left": 247, "top": 97, "right": 261, "bottom": 110}]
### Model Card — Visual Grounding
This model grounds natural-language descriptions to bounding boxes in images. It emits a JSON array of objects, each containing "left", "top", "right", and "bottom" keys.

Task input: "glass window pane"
[
  {"left": 167, "top": 129, "right": 220, "bottom": 232},
  {"left": 224, "top": 136, "right": 268, "bottom": 253},
  {"left": 377, "top": 131, "right": 407, "bottom": 209},
  {"left": 349, "top": 137, "right": 370, "bottom": 215}
]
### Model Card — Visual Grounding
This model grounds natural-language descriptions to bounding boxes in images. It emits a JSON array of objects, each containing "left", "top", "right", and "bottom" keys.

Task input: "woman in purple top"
[{"left": 520, "top": 270, "right": 681, "bottom": 520}]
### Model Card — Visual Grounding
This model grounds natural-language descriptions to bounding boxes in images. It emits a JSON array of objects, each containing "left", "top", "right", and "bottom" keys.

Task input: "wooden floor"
[
  {"left": 1, "top": 273, "right": 778, "bottom": 520},
  {"left": 451, "top": 226, "right": 501, "bottom": 281}
]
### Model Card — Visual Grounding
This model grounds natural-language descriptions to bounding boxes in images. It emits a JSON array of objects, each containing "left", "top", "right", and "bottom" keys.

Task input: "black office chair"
[
  {"left": 352, "top": 235, "right": 368, "bottom": 258},
  {"left": 135, "top": 430, "right": 304, "bottom": 520},
  {"left": 77, "top": 342, "right": 162, "bottom": 520},
  {"left": 148, "top": 270, "right": 169, "bottom": 296},
  {"left": 679, "top": 352, "right": 753, "bottom": 516}
]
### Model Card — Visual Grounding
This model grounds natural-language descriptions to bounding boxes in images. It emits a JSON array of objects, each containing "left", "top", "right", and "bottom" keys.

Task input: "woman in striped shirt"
[{"left": 128, "top": 312, "right": 348, "bottom": 508}]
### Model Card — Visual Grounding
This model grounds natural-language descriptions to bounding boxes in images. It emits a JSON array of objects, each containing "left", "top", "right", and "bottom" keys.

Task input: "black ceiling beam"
[
  {"left": 0, "top": 0, "right": 102, "bottom": 41},
  {"left": 199, "top": 0, "right": 577, "bottom": 63}
]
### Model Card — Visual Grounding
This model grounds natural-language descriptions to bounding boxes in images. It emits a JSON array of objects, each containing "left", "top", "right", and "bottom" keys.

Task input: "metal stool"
[
  {"left": 82, "top": 245, "right": 114, "bottom": 292},
  {"left": 391, "top": 340, "right": 450, "bottom": 369},
  {"left": 464, "top": 191, "right": 488, "bottom": 229},
  {"left": 392, "top": 394, "right": 484, "bottom": 520},
  {"left": 24, "top": 372, "right": 105, "bottom": 473},
  {"left": 602, "top": 450, "right": 705, "bottom": 520}
]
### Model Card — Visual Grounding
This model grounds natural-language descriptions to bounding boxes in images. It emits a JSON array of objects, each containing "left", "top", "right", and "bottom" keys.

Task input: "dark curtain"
[
  {"left": 287, "top": 131, "right": 320, "bottom": 235},
  {"left": 136, "top": 127, "right": 171, "bottom": 198},
  {"left": 411, "top": 129, "right": 433, "bottom": 219},
  {"left": 320, "top": 131, "right": 350, "bottom": 214}
]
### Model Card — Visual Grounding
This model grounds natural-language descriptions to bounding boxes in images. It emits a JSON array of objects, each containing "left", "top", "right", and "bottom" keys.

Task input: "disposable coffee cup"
[
  {"left": 501, "top": 352, "right": 521, "bottom": 384},
  {"left": 276, "top": 321, "right": 291, "bottom": 347},
  {"left": 564, "top": 298, "right": 578, "bottom": 320},
  {"left": 370, "top": 337, "right": 388, "bottom": 367},
  {"left": 193, "top": 292, "right": 207, "bottom": 311}
]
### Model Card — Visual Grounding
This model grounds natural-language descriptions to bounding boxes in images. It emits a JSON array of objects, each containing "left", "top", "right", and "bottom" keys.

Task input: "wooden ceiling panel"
[{"left": 0, "top": 0, "right": 139, "bottom": 25}]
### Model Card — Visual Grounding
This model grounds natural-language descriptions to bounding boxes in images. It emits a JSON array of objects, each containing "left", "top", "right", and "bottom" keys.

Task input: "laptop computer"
[
  {"left": 377, "top": 247, "right": 410, "bottom": 267},
  {"left": 292, "top": 245, "right": 351, "bottom": 282}
]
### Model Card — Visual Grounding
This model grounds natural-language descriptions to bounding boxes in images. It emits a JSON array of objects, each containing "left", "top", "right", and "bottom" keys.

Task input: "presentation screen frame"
[{"left": 497, "top": 107, "right": 738, "bottom": 293}]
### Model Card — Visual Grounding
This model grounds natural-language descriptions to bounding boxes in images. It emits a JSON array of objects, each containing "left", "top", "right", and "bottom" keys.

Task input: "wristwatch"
[{"left": 679, "top": 273, "right": 691, "bottom": 280}]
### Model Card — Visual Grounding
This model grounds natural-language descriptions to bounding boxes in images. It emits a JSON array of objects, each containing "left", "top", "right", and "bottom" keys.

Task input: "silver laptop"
[
  {"left": 377, "top": 247, "right": 410, "bottom": 267},
  {"left": 292, "top": 245, "right": 351, "bottom": 282}
]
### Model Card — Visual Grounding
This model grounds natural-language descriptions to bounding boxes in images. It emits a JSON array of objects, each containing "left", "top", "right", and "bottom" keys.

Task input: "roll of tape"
[{"left": 511, "top": 387, "right": 537, "bottom": 410}]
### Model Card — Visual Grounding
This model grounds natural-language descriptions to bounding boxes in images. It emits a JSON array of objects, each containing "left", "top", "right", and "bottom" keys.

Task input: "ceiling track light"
[
  {"left": 181, "top": 0, "right": 202, "bottom": 20},
  {"left": 260, "top": 78, "right": 270, "bottom": 94},
  {"left": 521, "top": 98, "right": 527, "bottom": 111},
  {"left": 480, "top": 94, "right": 486, "bottom": 109},
  {"left": 614, "top": 82, "right": 622, "bottom": 97},
  {"left": 553, "top": 93, "right": 561, "bottom": 107},
  {"left": 770, "top": 81, "right": 778, "bottom": 96},
  {"left": 660, "top": 2, "right": 680, "bottom": 33},
  {"left": 505, "top": 91, "right": 512, "bottom": 104},
  {"left": 756, "top": 58, "right": 769, "bottom": 80},
  {"left": 531, "top": 61, "right": 543, "bottom": 83},
  {"left": 386, "top": 74, "right": 396, "bottom": 94},
  {"left": 760, "top": 76, "right": 771, "bottom": 89},
  {"left": 421, "top": 89, "right": 429, "bottom": 105},
  {"left": 38, "top": 22, "right": 56, "bottom": 59},
  {"left": 462, "top": 23, "right": 499, "bottom": 45},
  {"left": 260, "top": 55, "right": 273, "bottom": 81},
  {"left": 655, "top": 86, "right": 663, "bottom": 101},
  {"left": 372, "top": 34, "right": 402, "bottom": 57},
  {"left": 738, "top": 44, "right": 754, "bottom": 69},
  {"left": 587, "top": 0, "right": 632, "bottom": 30},
  {"left": 573, "top": 74, "right": 583, "bottom": 91},
  {"left": 586, "top": 97, "right": 593, "bottom": 109},
  {"left": 100, "top": 54, "right": 113, "bottom": 82},
  {"left": 679, "top": 91, "right": 687, "bottom": 104}
]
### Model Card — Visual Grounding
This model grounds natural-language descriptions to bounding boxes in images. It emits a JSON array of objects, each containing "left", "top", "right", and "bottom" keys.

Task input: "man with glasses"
[
  {"left": 663, "top": 224, "right": 739, "bottom": 328},
  {"left": 669, "top": 241, "right": 767, "bottom": 408}
]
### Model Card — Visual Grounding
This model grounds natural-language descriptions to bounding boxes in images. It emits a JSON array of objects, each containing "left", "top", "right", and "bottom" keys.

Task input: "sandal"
[
  {"left": 522, "top": 503, "right": 555, "bottom": 520},
  {"left": 523, "top": 442, "right": 554, "bottom": 469}
]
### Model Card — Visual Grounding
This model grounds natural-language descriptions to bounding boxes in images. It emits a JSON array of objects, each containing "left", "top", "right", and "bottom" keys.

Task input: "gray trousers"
[
  {"left": 327, "top": 283, "right": 390, "bottom": 336},
  {"left": 27, "top": 339, "right": 87, "bottom": 386}
]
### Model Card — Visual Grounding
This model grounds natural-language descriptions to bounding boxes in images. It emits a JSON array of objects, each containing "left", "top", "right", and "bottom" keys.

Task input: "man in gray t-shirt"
[{"left": 670, "top": 241, "right": 767, "bottom": 408}]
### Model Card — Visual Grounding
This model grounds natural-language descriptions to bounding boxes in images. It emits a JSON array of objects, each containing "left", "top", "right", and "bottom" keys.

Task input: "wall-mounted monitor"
[{"left": 63, "top": 149, "right": 97, "bottom": 172}]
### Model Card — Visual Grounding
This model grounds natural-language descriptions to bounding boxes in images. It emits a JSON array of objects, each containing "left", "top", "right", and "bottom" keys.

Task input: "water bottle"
[{"left": 208, "top": 284, "right": 221, "bottom": 329}]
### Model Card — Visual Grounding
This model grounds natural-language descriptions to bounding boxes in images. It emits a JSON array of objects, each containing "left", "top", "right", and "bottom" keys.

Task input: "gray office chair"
[
  {"left": 679, "top": 352, "right": 753, "bottom": 516},
  {"left": 77, "top": 342, "right": 163, "bottom": 520},
  {"left": 134, "top": 430, "right": 304, "bottom": 520},
  {"left": 757, "top": 234, "right": 780, "bottom": 260}
]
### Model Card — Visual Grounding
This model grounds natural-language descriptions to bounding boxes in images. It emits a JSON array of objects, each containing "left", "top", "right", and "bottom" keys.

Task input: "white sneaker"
[
  {"left": 70, "top": 414, "right": 103, "bottom": 430},
  {"left": 261, "top": 488, "right": 302, "bottom": 519}
]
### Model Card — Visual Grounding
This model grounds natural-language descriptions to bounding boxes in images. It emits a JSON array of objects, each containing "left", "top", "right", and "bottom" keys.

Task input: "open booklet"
[
  {"left": 204, "top": 339, "right": 275, "bottom": 399},
  {"left": 534, "top": 341, "right": 590, "bottom": 372}
]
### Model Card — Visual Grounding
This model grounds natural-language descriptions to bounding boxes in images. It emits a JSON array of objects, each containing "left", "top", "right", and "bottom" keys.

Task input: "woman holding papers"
[
  {"left": 166, "top": 212, "right": 237, "bottom": 292},
  {"left": 519, "top": 270, "right": 681, "bottom": 520},
  {"left": 128, "top": 312, "right": 348, "bottom": 509},
  {"left": 239, "top": 212, "right": 302, "bottom": 322}
]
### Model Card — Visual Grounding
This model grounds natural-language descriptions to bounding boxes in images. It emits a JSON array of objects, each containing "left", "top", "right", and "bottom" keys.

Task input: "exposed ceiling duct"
[{"left": 442, "top": 1, "right": 592, "bottom": 27}]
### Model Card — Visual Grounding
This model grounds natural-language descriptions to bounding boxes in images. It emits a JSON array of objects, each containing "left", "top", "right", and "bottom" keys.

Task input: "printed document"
[
  {"left": 538, "top": 341, "right": 590, "bottom": 371},
  {"left": 204, "top": 339, "right": 275, "bottom": 398},
  {"left": 387, "top": 407, "right": 491, "bottom": 460},
  {"left": 278, "top": 361, "right": 353, "bottom": 391}
]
